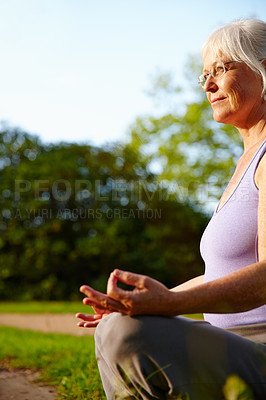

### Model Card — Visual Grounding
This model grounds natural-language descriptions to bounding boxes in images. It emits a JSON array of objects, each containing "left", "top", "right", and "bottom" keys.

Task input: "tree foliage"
[{"left": 0, "top": 125, "right": 207, "bottom": 300}]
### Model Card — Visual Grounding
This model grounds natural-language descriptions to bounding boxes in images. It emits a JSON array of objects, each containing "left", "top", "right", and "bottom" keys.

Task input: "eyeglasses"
[{"left": 198, "top": 61, "right": 241, "bottom": 88}]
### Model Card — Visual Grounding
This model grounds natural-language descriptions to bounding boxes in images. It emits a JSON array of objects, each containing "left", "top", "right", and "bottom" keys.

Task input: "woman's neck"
[{"left": 238, "top": 120, "right": 266, "bottom": 153}]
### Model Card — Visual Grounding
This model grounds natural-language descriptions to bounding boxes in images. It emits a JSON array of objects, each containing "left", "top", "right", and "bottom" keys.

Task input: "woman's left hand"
[{"left": 76, "top": 305, "right": 111, "bottom": 328}]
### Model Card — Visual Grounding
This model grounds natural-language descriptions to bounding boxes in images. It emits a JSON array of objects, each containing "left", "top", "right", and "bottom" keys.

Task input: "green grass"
[
  {"left": 0, "top": 326, "right": 105, "bottom": 399},
  {"left": 183, "top": 313, "right": 203, "bottom": 320},
  {"left": 0, "top": 326, "right": 254, "bottom": 400},
  {"left": 0, "top": 301, "right": 92, "bottom": 314},
  {"left": 0, "top": 301, "right": 203, "bottom": 319}
]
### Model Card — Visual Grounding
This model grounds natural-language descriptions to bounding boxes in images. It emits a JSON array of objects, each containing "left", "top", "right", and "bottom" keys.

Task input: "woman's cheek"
[{"left": 228, "top": 88, "right": 241, "bottom": 111}]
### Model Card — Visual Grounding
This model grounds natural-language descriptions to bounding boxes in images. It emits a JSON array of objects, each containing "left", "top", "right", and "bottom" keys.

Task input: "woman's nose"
[{"left": 204, "top": 75, "right": 218, "bottom": 93}]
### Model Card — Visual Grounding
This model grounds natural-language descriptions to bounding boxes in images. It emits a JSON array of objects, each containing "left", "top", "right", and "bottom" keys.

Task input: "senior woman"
[{"left": 77, "top": 19, "right": 266, "bottom": 399}]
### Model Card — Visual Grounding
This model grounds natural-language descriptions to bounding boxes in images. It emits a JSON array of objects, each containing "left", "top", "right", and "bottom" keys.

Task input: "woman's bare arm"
[{"left": 170, "top": 275, "right": 204, "bottom": 292}]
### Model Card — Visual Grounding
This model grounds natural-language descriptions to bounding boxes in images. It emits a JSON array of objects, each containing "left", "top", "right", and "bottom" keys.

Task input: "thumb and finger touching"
[{"left": 107, "top": 269, "right": 146, "bottom": 299}]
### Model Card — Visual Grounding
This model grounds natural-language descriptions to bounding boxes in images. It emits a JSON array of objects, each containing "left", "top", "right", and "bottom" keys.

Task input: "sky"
[{"left": 0, "top": 0, "right": 265, "bottom": 147}]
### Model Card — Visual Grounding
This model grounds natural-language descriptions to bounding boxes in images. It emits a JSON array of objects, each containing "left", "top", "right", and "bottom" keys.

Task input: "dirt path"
[
  {"left": 0, "top": 313, "right": 95, "bottom": 336},
  {"left": 0, "top": 367, "right": 56, "bottom": 400},
  {"left": 0, "top": 314, "right": 95, "bottom": 399}
]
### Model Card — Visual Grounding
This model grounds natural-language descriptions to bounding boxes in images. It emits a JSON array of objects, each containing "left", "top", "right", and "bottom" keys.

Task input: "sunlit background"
[{"left": 0, "top": 0, "right": 265, "bottom": 146}]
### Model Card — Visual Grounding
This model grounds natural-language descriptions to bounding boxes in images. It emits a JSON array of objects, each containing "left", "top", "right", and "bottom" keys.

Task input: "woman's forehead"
[{"left": 202, "top": 51, "right": 228, "bottom": 70}]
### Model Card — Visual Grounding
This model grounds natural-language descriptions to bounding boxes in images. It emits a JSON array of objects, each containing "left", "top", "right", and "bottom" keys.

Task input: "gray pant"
[{"left": 95, "top": 313, "right": 266, "bottom": 399}]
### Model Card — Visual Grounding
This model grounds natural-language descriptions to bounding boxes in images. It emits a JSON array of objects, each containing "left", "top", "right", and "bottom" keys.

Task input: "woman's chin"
[
  {"left": 212, "top": 110, "right": 232, "bottom": 125},
  {"left": 212, "top": 113, "right": 226, "bottom": 124}
]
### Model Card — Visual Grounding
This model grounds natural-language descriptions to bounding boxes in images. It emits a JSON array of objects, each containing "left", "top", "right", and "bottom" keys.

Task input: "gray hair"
[{"left": 201, "top": 19, "right": 266, "bottom": 96}]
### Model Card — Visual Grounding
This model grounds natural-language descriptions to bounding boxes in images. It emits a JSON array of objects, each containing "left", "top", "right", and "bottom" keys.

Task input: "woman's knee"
[{"left": 95, "top": 313, "right": 151, "bottom": 364}]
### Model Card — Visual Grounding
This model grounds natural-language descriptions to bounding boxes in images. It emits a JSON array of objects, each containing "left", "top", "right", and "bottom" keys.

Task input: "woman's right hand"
[{"left": 78, "top": 269, "right": 174, "bottom": 319}]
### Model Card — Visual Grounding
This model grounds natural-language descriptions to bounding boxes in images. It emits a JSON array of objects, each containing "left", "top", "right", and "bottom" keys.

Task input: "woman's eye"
[
  {"left": 203, "top": 73, "right": 209, "bottom": 81},
  {"left": 215, "top": 66, "right": 224, "bottom": 75}
]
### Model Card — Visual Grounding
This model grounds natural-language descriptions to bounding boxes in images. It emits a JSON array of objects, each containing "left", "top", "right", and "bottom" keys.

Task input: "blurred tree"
[{"left": 0, "top": 125, "right": 207, "bottom": 300}]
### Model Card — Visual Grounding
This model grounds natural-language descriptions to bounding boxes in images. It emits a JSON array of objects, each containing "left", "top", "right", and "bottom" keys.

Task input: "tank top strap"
[{"left": 252, "top": 139, "right": 266, "bottom": 186}]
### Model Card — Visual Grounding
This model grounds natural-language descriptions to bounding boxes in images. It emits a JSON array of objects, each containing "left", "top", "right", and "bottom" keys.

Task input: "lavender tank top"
[{"left": 200, "top": 140, "right": 266, "bottom": 328}]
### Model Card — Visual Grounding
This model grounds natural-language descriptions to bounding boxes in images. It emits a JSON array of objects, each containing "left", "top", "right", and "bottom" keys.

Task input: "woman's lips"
[{"left": 211, "top": 97, "right": 226, "bottom": 105}]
